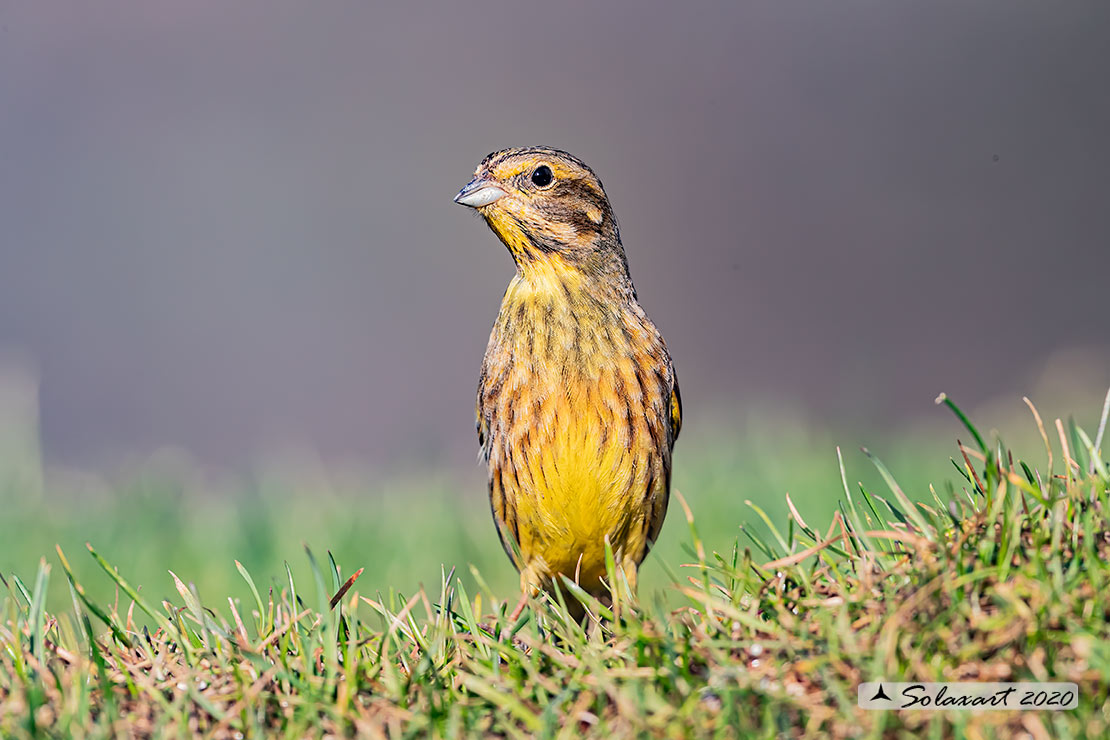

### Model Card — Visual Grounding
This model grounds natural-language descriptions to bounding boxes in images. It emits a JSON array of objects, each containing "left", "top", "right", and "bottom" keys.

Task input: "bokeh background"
[{"left": 1, "top": 1, "right": 1108, "bottom": 608}]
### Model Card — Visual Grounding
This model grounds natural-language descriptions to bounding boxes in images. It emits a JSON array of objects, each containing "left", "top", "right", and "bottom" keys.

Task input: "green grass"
[
  {"left": 0, "top": 408, "right": 957, "bottom": 619},
  {"left": 2, "top": 393, "right": 1109, "bottom": 737}
]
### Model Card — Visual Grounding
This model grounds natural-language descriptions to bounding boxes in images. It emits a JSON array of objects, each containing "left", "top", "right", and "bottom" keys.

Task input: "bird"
[{"left": 454, "top": 146, "right": 681, "bottom": 618}]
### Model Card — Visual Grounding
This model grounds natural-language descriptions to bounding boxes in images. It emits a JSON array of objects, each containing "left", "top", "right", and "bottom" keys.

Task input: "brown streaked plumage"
[{"left": 454, "top": 146, "right": 681, "bottom": 609}]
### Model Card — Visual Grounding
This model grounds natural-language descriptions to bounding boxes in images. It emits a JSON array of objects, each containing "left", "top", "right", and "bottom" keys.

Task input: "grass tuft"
[{"left": 2, "top": 395, "right": 1109, "bottom": 737}]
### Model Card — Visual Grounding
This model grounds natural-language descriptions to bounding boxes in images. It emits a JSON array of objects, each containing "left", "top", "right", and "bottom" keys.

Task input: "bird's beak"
[{"left": 454, "top": 177, "right": 508, "bottom": 208}]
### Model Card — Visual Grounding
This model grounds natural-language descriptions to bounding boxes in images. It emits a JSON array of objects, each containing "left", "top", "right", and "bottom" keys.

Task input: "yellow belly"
[
  {"left": 479, "top": 263, "right": 675, "bottom": 593},
  {"left": 509, "top": 401, "right": 656, "bottom": 587}
]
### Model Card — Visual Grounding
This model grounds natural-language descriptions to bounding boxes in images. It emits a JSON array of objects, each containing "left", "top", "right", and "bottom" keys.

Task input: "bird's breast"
[{"left": 480, "top": 274, "right": 672, "bottom": 578}]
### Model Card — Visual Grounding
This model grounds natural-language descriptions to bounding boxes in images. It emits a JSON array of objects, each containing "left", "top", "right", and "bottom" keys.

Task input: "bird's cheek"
[{"left": 550, "top": 221, "right": 579, "bottom": 244}]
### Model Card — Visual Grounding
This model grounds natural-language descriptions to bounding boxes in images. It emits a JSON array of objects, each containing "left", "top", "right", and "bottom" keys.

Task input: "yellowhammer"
[{"left": 454, "top": 147, "right": 681, "bottom": 615}]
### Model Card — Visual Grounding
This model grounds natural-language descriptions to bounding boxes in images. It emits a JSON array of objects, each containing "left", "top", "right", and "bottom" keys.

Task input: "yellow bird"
[{"left": 454, "top": 147, "right": 681, "bottom": 614}]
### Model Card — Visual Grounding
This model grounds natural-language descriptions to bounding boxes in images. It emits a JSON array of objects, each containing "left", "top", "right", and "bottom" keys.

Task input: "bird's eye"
[{"left": 530, "top": 165, "right": 553, "bottom": 188}]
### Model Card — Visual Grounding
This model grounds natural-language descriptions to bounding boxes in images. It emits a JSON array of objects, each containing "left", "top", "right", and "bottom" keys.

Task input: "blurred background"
[{"left": 1, "top": 1, "right": 1108, "bottom": 609}]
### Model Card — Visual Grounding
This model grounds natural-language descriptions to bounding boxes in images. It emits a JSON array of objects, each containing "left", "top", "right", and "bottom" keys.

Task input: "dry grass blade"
[{"left": 329, "top": 567, "right": 365, "bottom": 610}]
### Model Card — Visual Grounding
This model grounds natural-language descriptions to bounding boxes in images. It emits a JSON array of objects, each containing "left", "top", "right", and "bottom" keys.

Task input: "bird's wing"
[
  {"left": 475, "top": 387, "right": 490, "bottom": 461},
  {"left": 643, "top": 360, "right": 681, "bottom": 555},
  {"left": 475, "top": 397, "right": 484, "bottom": 441},
  {"left": 668, "top": 364, "right": 682, "bottom": 446},
  {"left": 475, "top": 347, "right": 495, "bottom": 462}
]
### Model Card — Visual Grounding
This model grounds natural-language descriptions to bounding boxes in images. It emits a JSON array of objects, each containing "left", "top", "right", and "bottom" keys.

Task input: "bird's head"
[{"left": 454, "top": 147, "right": 627, "bottom": 277}]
